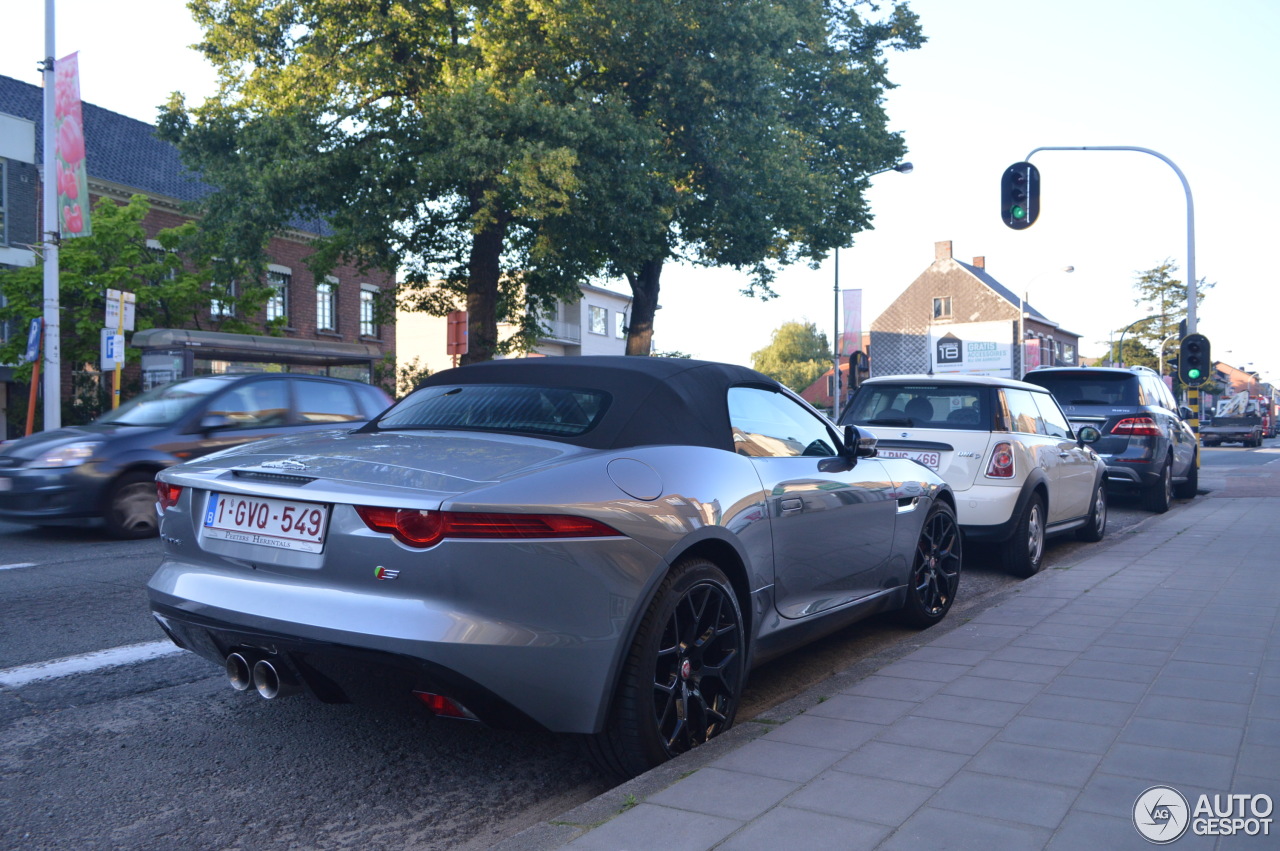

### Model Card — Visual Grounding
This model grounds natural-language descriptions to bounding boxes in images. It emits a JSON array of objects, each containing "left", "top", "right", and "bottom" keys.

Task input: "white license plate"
[
  {"left": 877, "top": 449, "right": 941, "bottom": 470},
  {"left": 203, "top": 493, "right": 329, "bottom": 553}
]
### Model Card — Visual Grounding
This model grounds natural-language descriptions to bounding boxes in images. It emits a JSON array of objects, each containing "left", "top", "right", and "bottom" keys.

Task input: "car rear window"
[
  {"left": 1026, "top": 373, "right": 1138, "bottom": 406},
  {"left": 842, "top": 384, "right": 991, "bottom": 430},
  {"left": 374, "top": 384, "right": 610, "bottom": 437}
]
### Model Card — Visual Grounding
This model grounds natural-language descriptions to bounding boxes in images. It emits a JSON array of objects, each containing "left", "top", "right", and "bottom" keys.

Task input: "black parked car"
[
  {"left": 1022, "top": 365, "right": 1197, "bottom": 512},
  {"left": 0, "top": 374, "right": 391, "bottom": 538}
]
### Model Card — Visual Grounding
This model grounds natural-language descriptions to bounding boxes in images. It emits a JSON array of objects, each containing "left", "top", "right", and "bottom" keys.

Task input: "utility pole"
[{"left": 41, "top": 0, "right": 62, "bottom": 430}]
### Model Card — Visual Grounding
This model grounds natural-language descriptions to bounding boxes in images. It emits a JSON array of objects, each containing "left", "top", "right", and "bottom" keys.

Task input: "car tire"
[
  {"left": 1001, "top": 493, "right": 1045, "bottom": 578},
  {"left": 587, "top": 558, "right": 745, "bottom": 780},
  {"left": 104, "top": 470, "right": 161, "bottom": 539},
  {"left": 899, "top": 500, "right": 963, "bottom": 629},
  {"left": 1142, "top": 456, "right": 1173, "bottom": 513},
  {"left": 1076, "top": 478, "right": 1108, "bottom": 542},
  {"left": 1173, "top": 451, "right": 1199, "bottom": 499}
]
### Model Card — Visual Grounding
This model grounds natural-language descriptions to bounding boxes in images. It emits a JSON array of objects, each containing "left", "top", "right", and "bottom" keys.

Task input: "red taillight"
[
  {"left": 156, "top": 482, "right": 183, "bottom": 511},
  {"left": 355, "top": 506, "right": 622, "bottom": 549},
  {"left": 985, "top": 442, "right": 1015, "bottom": 478},
  {"left": 413, "top": 691, "right": 479, "bottom": 721},
  {"left": 1111, "top": 417, "right": 1160, "bottom": 436}
]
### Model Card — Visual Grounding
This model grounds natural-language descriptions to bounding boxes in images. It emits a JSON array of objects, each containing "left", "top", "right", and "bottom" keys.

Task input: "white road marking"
[
  {"left": 0, "top": 641, "right": 184, "bottom": 689},
  {"left": 0, "top": 563, "right": 38, "bottom": 571}
]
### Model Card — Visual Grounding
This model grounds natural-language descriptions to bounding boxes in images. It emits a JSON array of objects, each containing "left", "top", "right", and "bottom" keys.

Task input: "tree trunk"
[
  {"left": 624, "top": 258, "right": 663, "bottom": 356},
  {"left": 460, "top": 191, "right": 509, "bottom": 365}
]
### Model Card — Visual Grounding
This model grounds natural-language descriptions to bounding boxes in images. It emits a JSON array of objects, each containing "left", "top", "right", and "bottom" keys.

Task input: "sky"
[{"left": 3, "top": 0, "right": 1277, "bottom": 383}]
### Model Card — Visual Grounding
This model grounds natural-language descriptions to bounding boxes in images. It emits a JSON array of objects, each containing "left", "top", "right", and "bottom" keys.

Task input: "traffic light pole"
[
  {"left": 1024, "top": 146, "right": 1205, "bottom": 450},
  {"left": 1022, "top": 146, "right": 1196, "bottom": 334}
]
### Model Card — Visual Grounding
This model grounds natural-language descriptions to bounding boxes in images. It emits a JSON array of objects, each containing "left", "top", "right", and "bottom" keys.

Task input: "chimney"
[
  {"left": 972, "top": 256, "right": 985, "bottom": 269},
  {"left": 934, "top": 240, "right": 953, "bottom": 261}
]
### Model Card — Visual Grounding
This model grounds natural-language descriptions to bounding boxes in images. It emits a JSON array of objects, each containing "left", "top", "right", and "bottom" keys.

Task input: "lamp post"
[
  {"left": 1018, "top": 265, "right": 1073, "bottom": 377},
  {"left": 1157, "top": 334, "right": 1179, "bottom": 376},
  {"left": 833, "top": 161, "right": 913, "bottom": 414},
  {"left": 1115, "top": 314, "right": 1166, "bottom": 368}
]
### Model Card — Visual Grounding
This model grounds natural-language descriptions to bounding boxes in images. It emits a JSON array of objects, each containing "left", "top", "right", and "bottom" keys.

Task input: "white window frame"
[
  {"left": 932, "top": 296, "right": 953, "bottom": 320},
  {"left": 266, "top": 264, "right": 291, "bottom": 325},
  {"left": 360, "top": 284, "right": 380, "bottom": 338},
  {"left": 589, "top": 305, "right": 608, "bottom": 336},
  {"left": 317, "top": 276, "right": 338, "bottom": 332}
]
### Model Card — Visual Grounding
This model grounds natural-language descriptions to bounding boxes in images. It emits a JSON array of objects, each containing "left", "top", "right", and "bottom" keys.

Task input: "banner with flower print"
[{"left": 54, "top": 52, "right": 91, "bottom": 237}]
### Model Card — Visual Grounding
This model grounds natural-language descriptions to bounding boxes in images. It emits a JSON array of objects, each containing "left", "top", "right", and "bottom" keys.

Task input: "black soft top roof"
[{"left": 402, "top": 356, "right": 780, "bottom": 452}]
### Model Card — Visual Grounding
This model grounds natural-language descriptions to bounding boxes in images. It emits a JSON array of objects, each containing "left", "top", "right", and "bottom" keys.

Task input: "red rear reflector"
[
  {"left": 156, "top": 482, "right": 183, "bottom": 511},
  {"left": 413, "top": 691, "right": 479, "bottom": 721},
  {"left": 1111, "top": 417, "right": 1160, "bottom": 436},
  {"left": 985, "top": 442, "right": 1015, "bottom": 478},
  {"left": 355, "top": 506, "right": 622, "bottom": 549}
]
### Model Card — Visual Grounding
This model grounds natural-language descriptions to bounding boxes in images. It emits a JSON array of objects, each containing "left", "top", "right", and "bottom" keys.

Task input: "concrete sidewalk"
[{"left": 502, "top": 460, "right": 1280, "bottom": 850}]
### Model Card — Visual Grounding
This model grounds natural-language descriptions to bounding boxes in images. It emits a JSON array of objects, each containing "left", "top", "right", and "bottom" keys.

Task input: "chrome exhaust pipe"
[
  {"left": 226, "top": 652, "right": 255, "bottom": 692},
  {"left": 252, "top": 658, "right": 300, "bottom": 700}
]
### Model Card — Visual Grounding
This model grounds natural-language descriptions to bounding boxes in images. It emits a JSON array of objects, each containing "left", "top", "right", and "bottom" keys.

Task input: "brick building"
[
  {"left": 0, "top": 73, "right": 395, "bottom": 429},
  {"left": 869, "top": 240, "right": 1081, "bottom": 379}
]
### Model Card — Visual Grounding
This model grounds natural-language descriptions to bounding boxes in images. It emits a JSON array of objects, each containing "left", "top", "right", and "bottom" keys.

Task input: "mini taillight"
[
  {"left": 985, "top": 442, "right": 1015, "bottom": 478},
  {"left": 355, "top": 506, "right": 622, "bottom": 549},
  {"left": 1111, "top": 417, "right": 1160, "bottom": 436},
  {"left": 156, "top": 482, "right": 183, "bottom": 511}
]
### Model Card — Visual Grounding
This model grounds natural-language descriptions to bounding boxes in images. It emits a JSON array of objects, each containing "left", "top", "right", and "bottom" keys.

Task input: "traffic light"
[
  {"left": 1178, "top": 333, "right": 1211, "bottom": 385},
  {"left": 1000, "top": 162, "right": 1040, "bottom": 229}
]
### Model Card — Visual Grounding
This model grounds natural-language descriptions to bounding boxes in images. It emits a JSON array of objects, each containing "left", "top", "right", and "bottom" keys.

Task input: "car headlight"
[{"left": 30, "top": 441, "right": 100, "bottom": 468}]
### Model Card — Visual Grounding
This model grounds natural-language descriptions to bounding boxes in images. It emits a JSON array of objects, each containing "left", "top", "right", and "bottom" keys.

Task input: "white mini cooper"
[{"left": 840, "top": 374, "right": 1107, "bottom": 576}]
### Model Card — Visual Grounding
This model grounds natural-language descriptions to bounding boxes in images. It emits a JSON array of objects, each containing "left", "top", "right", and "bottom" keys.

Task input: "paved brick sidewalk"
[{"left": 502, "top": 464, "right": 1280, "bottom": 850}]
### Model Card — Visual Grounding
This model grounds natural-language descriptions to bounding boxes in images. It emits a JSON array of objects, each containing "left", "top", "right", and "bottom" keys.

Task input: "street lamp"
[
  {"left": 1115, "top": 314, "right": 1166, "bottom": 368},
  {"left": 833, "top": 161, "right": 913, "bottom": 413},
  {"left": 1018, "top": 265, "right": 1073, "bottom": 376}
]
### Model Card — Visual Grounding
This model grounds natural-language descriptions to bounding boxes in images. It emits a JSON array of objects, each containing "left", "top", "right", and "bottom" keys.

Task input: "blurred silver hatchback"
[{"left": 149, "top": 357, "right": 962, "bottom": 778}]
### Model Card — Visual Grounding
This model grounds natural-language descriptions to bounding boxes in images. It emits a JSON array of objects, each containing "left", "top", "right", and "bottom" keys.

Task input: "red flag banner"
[{"left": 54, "top": 52, "right": 91, "bottom": 237}]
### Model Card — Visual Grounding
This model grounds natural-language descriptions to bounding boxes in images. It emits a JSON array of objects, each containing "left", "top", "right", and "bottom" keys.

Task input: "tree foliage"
[
  {"left": 160, "top": 0, "right": 924, "bottom": 362},
  {"left": 751, "top": 321, "right": 831, "bottom": 392}
]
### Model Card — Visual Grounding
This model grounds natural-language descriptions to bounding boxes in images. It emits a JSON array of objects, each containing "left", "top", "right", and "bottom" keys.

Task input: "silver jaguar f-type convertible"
[{"left": 148, "top": 356, "right": 961, "bottom": 778}]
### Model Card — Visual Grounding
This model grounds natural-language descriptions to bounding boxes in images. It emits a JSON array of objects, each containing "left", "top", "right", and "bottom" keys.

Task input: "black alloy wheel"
[
  {"left": 588, "top": 558, "right": 745, "bottom": 779},
  {"left": 901, "top": 501, "right": 963, "bottom": 628}
]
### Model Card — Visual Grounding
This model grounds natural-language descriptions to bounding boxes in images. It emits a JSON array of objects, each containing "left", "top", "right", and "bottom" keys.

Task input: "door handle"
[{"left": 779, "top": 497, "right": 803, "bottom": 515}]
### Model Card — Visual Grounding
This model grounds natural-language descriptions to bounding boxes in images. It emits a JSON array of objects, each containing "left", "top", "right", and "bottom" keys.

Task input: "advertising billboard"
[{"left": 929, "top": 321, "right": 1014, "bottom": 376}]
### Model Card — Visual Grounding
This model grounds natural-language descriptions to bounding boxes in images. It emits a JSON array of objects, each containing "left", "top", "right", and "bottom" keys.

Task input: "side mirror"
[
  {"left": 1178, "top": 406, "right": 1194, "bottom": 421},
  {"left": 1076, "top": 425, "right": 1102, "bottom": 445},
  {"left": 844, "top": 424, "right": 878, "bottom": 458},
  {"left": 198, "top": 413, "right": 232, "bottom": 434}
]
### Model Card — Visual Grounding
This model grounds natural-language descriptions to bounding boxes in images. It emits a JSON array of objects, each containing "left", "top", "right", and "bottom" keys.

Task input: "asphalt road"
[{"left": 1, "top": 440, "right": 1274, "bottom": 849}]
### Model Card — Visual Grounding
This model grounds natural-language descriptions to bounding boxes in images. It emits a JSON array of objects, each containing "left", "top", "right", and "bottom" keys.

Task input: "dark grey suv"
[
  {"left": 1022, "top": 365, "right": 1197, "bottom": 513},
  {"left": 0, "top": 374, "right": 391, "bottom": 538}
]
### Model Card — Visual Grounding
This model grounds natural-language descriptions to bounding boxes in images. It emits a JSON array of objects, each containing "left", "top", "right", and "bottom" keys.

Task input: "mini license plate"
[
  {"left": 877, "top": 449, "right": 941, "bottom": 470},
  {"left": 203, "top": 492, "right": 329, "bottom": 553}
]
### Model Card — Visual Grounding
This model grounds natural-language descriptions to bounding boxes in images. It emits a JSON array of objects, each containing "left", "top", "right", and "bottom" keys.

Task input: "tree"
[
  {"left": 1126, "top": 260, "right": 1214, "bottom": 357},
  {"left": 0, "top": 195, "right": 255, "bottom": 427},
  {"left": 161, "top": 0, "right": 923, "bottom": 363},
  {"left": 751, "top": 321, "right": 831, "bottom": 392}
]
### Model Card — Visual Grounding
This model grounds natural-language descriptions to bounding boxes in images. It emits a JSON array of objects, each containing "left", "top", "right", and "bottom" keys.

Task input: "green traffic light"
[
  {"left": 1012, "top": 205, "right": 1027, "bottom": 220},
  {"left": 1188, "top": 368, "right": 1202, "bottom": 379}
]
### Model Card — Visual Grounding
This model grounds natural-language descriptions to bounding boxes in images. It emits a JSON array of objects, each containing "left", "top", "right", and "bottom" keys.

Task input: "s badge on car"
[{"left": 374, "top": 566, "right": 399, "bottom": 580}]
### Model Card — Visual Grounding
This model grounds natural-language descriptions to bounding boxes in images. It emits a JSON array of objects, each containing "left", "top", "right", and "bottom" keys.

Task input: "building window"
[
  {"left": 360, "top": 284, "right": 379, "bottom": 337},
  {"left": 589, "top": 305, "right": 607, "bottom": 336},
  {"left": 266, "top": 267, "right": 291, "bottom": 324},
  {"left": 317, "top": 278, "right": 338, "bottom": 332},
  {"left": 932, "top": 297, "right": 952, "bottom": 320},
  {"left": 1062, "top": 342, "right": 1075, "bottom": 364},
  {"left": 615, "top": 312, "right": 627, "bottom": 339},
  {"left": 0, "top": 158, "right": 7, "bottom": 246}
]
